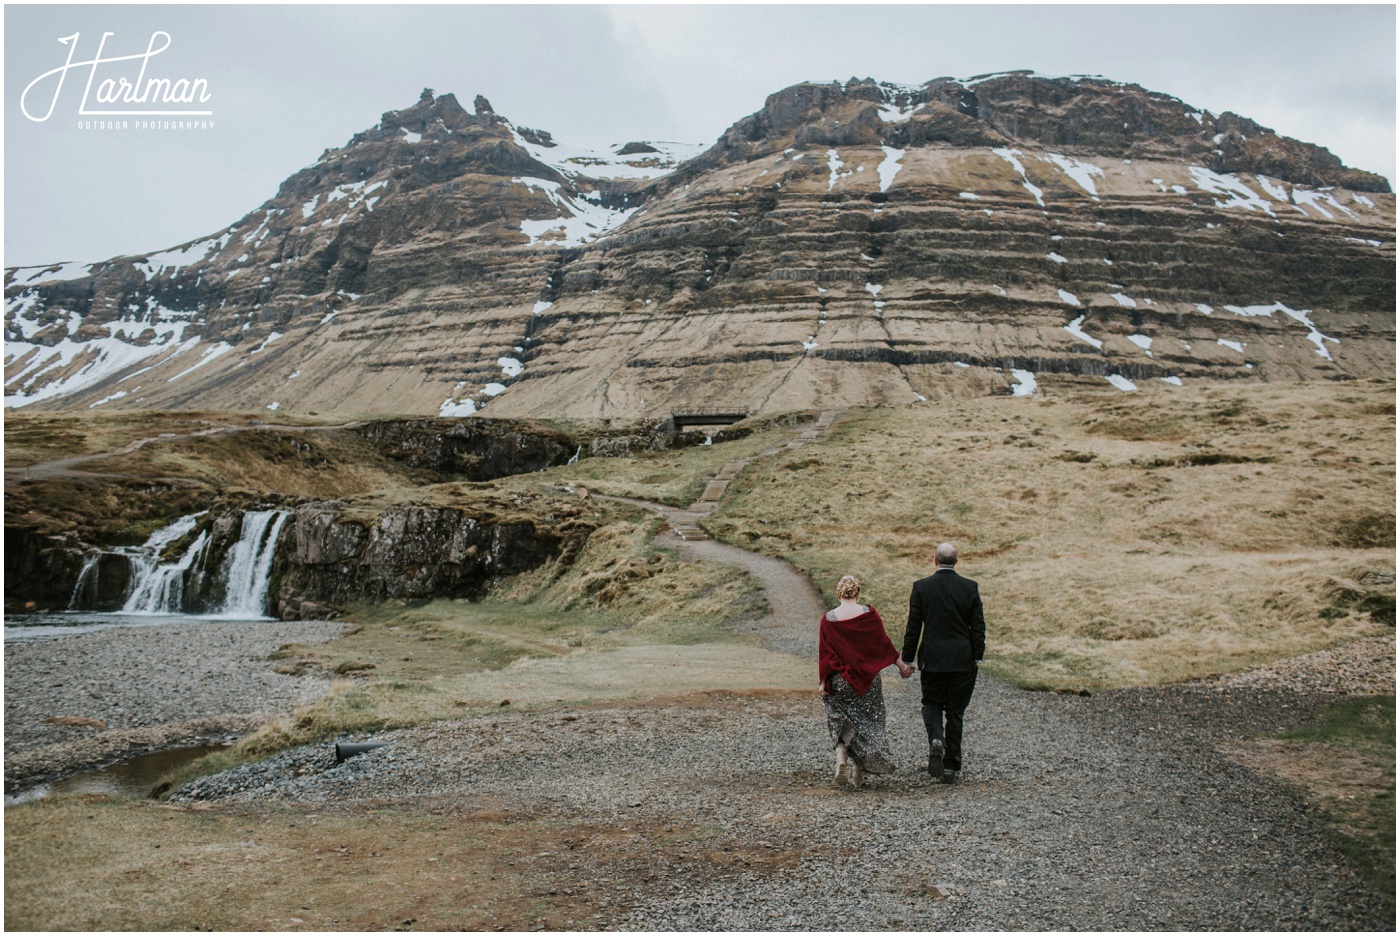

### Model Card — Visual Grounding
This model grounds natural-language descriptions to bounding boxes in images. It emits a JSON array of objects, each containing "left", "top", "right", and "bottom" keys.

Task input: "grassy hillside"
[{"left": 699, "top": 380, "right": 1395, "bottom": 689}]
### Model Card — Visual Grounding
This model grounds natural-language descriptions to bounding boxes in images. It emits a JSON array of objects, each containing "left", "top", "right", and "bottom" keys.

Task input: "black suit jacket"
[{"left": 902, "top": 567, "right": 985, "bottom": 672}]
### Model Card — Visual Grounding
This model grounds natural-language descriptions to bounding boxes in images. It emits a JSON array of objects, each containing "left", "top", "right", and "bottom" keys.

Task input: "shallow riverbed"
[{"left": 3, "top": 617, "right": 347, "bottom": 790}]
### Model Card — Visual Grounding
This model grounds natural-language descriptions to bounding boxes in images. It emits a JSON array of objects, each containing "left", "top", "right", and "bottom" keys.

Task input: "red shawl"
[{"left": 818, "top": 605, "right": 899, "bottom": 696}]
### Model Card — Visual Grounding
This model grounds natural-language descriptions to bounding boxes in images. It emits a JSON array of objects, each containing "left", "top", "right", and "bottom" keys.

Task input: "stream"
[{"left": 4, "top": 741, "right": 234, "bottom": 805}]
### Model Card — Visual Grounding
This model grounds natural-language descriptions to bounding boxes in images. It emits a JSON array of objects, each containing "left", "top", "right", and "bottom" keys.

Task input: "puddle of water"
[{"left": 5, "top": 741, "right": 233, "bottom": 805}]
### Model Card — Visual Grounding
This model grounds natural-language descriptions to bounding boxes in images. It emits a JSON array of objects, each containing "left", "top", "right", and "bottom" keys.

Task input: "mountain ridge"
[{"left": 5, "top": 73, "right": 1394, "bottom": 418}]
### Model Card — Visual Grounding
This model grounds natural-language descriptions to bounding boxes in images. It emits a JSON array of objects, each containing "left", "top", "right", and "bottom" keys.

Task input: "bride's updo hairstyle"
[{"left": 836, "top": 575, "right": 861, "bottom": 600}]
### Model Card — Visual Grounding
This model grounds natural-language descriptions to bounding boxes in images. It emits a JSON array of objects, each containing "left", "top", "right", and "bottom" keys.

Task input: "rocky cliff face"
[
  {"left": 275, "top": 497, "right": 594, "bottom": 618},
  {"left": 6, "top": 74, "right": 1393, "bottom": 418}
]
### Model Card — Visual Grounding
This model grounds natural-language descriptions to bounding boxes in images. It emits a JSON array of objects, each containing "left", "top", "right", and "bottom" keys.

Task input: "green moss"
[
  {"left": 1278, "top": 696, "right": 1395, "bottom": 749},
  {"left": 1276, "top": 696, "right": 1395, "bottom": 901}
]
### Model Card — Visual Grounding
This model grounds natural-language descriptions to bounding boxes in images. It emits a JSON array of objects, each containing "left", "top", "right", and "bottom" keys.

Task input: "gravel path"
[
  {"left": 660, "top": 527, "right": 824, "bottom": 659},
  {"left": 171, "top": 655, "right": 1391, "bottom": 930},
  {"left": 4, "top": 619, "right": 346, "bottom": 791}
]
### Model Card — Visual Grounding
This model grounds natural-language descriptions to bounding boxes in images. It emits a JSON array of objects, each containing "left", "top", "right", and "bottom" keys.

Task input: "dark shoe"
[
  {"left": 940, "top": 769, "right": 961, "bottom": 785},
  {"left": 927, "top": 740, "right": 945, "bottom": 780}
]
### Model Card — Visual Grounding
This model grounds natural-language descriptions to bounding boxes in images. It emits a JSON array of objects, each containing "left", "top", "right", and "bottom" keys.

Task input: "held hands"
[{"left": 896, "top": 661, "right": 915, "bottom": 678}]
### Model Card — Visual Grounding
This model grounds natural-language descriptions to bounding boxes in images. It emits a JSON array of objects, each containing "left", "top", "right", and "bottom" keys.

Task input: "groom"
[{"left": 901, "top": 542, "right": 985, "bottom": 784}]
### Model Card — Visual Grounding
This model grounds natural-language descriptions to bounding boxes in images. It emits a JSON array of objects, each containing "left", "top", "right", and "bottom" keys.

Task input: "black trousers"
[{"left": 919, "top": 668, "right": 978, "bottom": 771}]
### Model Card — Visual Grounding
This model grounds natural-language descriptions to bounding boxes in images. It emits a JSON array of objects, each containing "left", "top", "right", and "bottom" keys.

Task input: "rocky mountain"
[{"left": 5, "top": 73, "right": 1394, "bottom": 418}]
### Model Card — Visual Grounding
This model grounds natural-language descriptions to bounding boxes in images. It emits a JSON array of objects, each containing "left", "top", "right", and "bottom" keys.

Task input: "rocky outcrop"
[
  {"left": 275, "top": 498, "right": 596, "bottom": 617},
  {"left": 9, "top": 491, "right": 600, "bottom": 618},
  {"left": 699, "top": 75, "right": 1392, "bottom": 192},
  {"left": 589, "top": 418, "right": 753, "bottom": 457},
  {"left": 352, "top": 418, "right": 575, "bottom": 480},
  {"left": 3, "top": 416, "right": 597, "bottom": 612},
  {"left": 6, "top": 75, "right": 1393, "bottom": 418},
  {"left": 3, "top": 527, "right": 85, "bottom": 612}
]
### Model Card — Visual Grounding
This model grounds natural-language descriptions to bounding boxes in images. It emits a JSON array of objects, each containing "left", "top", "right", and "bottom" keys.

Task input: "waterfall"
[
  {"left": 68, "top": 554, "right": 103, "bottom": 608},
  {"left": 567, "top": 445, "right": 581, "bottom": 464},
  {"left": 144, "top": 513, "right": 204, "bottom": 552},
  {"left": 121, "top": 530, "right": 210, "bottom": 614},
  {"left": 117, "top": 512, "right": 207, "bottom": 613},
  {"left": 214, "top": 510, "right": 290, "bottom": 618},
  {"left": 81, "top": 509, "right": 289, "bottom": 619}
]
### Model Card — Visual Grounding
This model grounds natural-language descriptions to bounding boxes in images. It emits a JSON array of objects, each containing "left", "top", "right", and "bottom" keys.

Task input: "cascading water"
[
  {"left": 568, "top": 445, "right": 582, "bottom": 464},
  {"left": 68, "top": 513, "right": 206, "bottom": 611},
  {"left": 121, "top": 531, "right": 211, "bottom": 614},
  {"left": 214, "top": 510, "right": 290, "bottom": 618},
  {"left": 120, "top": 513, "right": 209, "bottom": 614},
  {"left": 68, "top": 554, "right": 104, "bottom": 607},
  {"left": 70, "top": 509, "right": 290, "bottom": 619}
]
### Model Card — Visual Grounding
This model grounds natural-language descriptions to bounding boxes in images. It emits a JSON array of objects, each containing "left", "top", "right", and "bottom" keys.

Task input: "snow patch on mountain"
[
  {"left": 135, "top": 233, "right": 234, "bottom": 280},
  {"left": 168, "top": 341, "right": 234, "bottom": 382},
  {"left": 1042, "top": 153, "right": 1104, "bottom": 196},
  {"left": 3, "top": 290, "right": 213, "bottom": 406},
  {"left": 1064, "top": 315, "right": 1103, "bottom": 350},
  {"left": 826, "top": 150, "right": 854, "bottom": 191},
  {"left": 1010, "top": 369, "right": 1038, "bottom": 396},
  {"left": 11, "top": 260, "right": 95, "bottom": 285},
  {"left": 1106, "top": 374, "right": 1137, "bottom": 392},
  {"left": 514, "top": 177, "right": 638, "bottom": 247},
  {"left": 877, "top": 146, "right": 905, "bottom": 192},
  {"left": 440, "top": 395, "right": 478, "bottom": 417},
  {"left": 511, "top": 128, "right": 704, "bottom": 181},
  {"left": 1224, "top": 301, "right": 1338, "bottom": 360},
  {"left": 1189, "top": 168, "right": 1275, "bottom": 216},
  {"left": 992, "top": 148, "right": 1045, "bottom": 206},
  {"left": 1291, "top": 186, "right": 1356, "bottom": 221}
]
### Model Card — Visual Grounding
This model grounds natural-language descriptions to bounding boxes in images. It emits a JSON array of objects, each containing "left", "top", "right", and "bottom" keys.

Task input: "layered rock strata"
[{"left": 6, "top": 75, "right": 1394, "bottom": 418}]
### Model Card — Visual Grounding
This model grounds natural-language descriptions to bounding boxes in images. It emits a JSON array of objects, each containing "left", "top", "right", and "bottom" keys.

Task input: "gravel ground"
[
  {"left": 1209, "top": 634, "right": 1395, "bottom": 696},
  {"left": 4, "top": 619, "right": 346, "bottom": 790},
  {"left": 170, "top": 636, "right": 1395, "bottom": 930}
]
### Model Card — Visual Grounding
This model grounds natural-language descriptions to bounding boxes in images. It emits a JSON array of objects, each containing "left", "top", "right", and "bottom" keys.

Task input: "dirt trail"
[{"left": 597, "top": 410, "right": 842, "bottom": 658}]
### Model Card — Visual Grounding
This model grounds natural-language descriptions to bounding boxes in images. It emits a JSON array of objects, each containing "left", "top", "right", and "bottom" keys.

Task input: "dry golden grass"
[
  {"left": 705, "top": 379, "right": 1396, "bottom": 690},
  {"left": 5, "top": 387, "right": 1394, "bottom": 930},
  {"left": 512, "top": 421, "right": 800, "bottom": 506},
  {"left": 2, "top": 409, "right": 339, "bottom": 467},
  {"left": 2, "top": 795, "right": 654, "bottom": 930}
]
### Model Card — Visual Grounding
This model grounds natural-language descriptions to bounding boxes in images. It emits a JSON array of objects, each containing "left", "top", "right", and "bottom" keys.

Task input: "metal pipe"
[{"left": 334, "top": 741, "right": 389, "bottom": 762}]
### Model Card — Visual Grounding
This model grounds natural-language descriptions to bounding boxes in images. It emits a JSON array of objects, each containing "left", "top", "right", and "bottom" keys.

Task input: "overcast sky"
[{"left": 5, "top": 3, "right": 1395, "bottom": 267}]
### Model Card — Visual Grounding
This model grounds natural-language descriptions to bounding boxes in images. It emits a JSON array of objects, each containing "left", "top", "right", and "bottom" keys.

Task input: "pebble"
[{"left": 4, "top": 620, "right": 346, "bottom": 790}]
